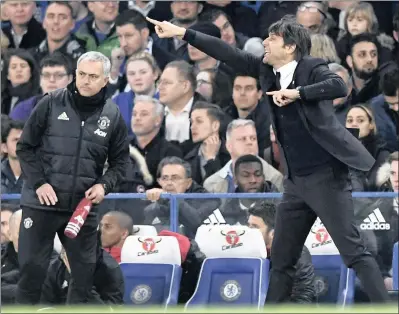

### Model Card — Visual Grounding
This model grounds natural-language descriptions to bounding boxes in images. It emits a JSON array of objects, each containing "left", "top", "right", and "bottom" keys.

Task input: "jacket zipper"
[{"left": 70, "top": 121, "right": 85, "bottom": 210}]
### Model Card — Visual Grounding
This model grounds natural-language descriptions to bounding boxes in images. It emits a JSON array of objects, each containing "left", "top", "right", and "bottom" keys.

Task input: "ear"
[
  {"left": 257, "top": 89, "right": 262, "bottom": 100},
  {"left": 87, "top": 2, "right": 95, "bottom": 13},
  {"left": 67, "top": 75, "right": 73, "bottom": 84},
  {"left": 393, "top": 31, "right": 398, "bottom": 42},
  {"left": 69, "top": 19, "right": 75, "bottom": 32},
  {"left": 103, "top": 76, "right": 109, "bottom": 87},
  {"left": 197, "top": 3, "right": 203, "bottom": 14},
  {"left": 2, "top": 143, "right": 8, "bottom": 154},
  {"left": 346, "top": 55, "right": 353, "bottom": 69},
  {"left": 141, "top": 28, "right": 150, "bottom": 40},
  {"left": 122, "top": 229, "right": 129, "bottom": 241},
  {"left": 286, "top": 44, "right": 296, "bottom": 56},
  {"left": 225, "top": 139, "right": 232, "bottom": 155},
  {"left": 185, "top": 178, "right": 193, "bottom": 190},
  {"left": 211, "top": 120, "right": 220, "bottom": 133},
  {"left": 182, "top": 80, "right": 190, "bottom": 94},
  {"left": 154, "top": 114, "right": 163, "bottom": 127}
]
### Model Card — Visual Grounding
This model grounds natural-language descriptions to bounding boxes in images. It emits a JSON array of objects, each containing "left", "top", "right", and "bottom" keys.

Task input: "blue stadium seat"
[
  {"left": 120, "top": 236, "right": 182, "bottom": 307},
  {"left": 311, "top": 255, "right": 355, "bottom": 305},
  {"left": 187, "top": 226, "right": 269, "bottom": 309},
  {"left": 393, "top": 242, "right": 398, "bottom": 290},
  {"left": 305, "top": 218, "right": 355, "bottom": 305}
]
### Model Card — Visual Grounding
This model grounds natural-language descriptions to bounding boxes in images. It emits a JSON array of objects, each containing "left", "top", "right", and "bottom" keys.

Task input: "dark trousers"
[
  {"left": 265, "top": 164, "right": 390, "bottom": 303},
  {"left": 16, "top": 207, "right": 98, "bottom": 305}
]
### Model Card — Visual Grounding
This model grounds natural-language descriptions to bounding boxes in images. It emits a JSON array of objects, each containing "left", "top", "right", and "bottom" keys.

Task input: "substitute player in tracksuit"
[{"left": 16, "top": 51, "right": 129, "bottom": 304}]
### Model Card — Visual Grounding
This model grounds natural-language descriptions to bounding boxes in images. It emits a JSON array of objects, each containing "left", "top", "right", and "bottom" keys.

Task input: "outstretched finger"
[
  {"left": 146, "top": 17, "right": 161, "bottom": 26},
  {"left": 266, "top": 91, "right": 277, "bottom": 95}
]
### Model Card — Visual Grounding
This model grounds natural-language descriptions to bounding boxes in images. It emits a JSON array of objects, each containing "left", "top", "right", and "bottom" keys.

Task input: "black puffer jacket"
[
  {"left": 17, "top": 83, "right": 129, "bottom": 212},
  {"left": 143, "top": 182, "right": 221, "bottom": 238}
]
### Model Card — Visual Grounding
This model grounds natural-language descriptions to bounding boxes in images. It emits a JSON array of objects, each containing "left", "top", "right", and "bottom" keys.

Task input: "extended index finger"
[
  {"left": 266, "top": 91, "right": 278, "bottom": 95},
  {"left": 146, "top": 17, "right": 161, "bottom": 26}
]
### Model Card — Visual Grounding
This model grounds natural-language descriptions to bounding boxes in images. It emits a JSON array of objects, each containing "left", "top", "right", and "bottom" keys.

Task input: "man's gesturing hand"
[
  {"left": 146, "top": 17, "right": 186, "bottom": 40},
  {"left": 36, "top": 183, "right": 58, "bottom": 206},
  {"left": 266, "top": 89, "right": 300, "bottom": 107},
  {"left": 85, "top": 184, "right": 105, "bottom": 204}
]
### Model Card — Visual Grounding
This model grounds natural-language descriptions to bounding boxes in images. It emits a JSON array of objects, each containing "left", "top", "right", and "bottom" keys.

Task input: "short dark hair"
[
  {"left": 233, "top": 73, "right": 261, "bottom": 91},
  {"left": 157, "top": 156, "right": 192, "bottom": 179},
  {"left": 192, "top": 101, "right": 225, "bottom": 123},
  {"left": 47, "top": 1, "right": 73, "bottom": 17},
  {"left": 1, "top": 115, "right": 12, "bottom": 143},
  {"left": 268, "top": 15, "right": 311, "bottom": 61},
  {"left": 200, "top": 8, "right": 232, "bottom": 25},
  {"left": 379, "top": 68, "right": 399, "bottom": 97},
  {"left": 40, "top": 52, "right": 73, "bottom": 76},
  {"left": 115, "top": 9, "right": 148, "bottom": 30},
  {"left": 248, "top": 202, "right": 276, "bottom": 230},
  {"left": 234, "top": 154, "right": 263, "bottom": 176},
  {"left": 349, "top": 33, "right": 380, "bottom": 55},
  {"left": 3, "top": 120, "right": 25, "bottom": 142},
  {"left": 104, "top": 211, "right": 133, "bottom": 235},
  {"left": 388, "top": 151, "right": 399, "bottom": 163},
  {"left": 165, "top": 60, "right": 196, "bottom": 90},
  {"left": 1, "top": 203, "right": 19, "bottom": 213}
]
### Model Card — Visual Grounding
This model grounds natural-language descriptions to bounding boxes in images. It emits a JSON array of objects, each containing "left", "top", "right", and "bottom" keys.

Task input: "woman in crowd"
[
  {"left": 1, "top": 49, "right": 40, "bottom": 115},
  {"left": 346, "top": 105, "right": 390, "bottom": 190},
  {"left": 310, "top": 33, "right": 341, "bottom": 64},
  {"left": 112, "top": 51, "right": 160, "bottom": 134},
  {"left": 196, "top": 68, "right": 232, "bottom": 109}
]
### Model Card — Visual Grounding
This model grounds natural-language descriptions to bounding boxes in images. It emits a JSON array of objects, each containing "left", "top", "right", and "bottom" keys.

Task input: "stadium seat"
[
  {"left": 305, "top": 218, "right": 355, "bottom": 305},
  {"left": 393, "top": 242, "right": 398, "bottom": 290},
  {"left": 132, "top": 225, "right": 157, "bottom": 236},
  {"left": 120, "top": 236, "right": 182, "bottom": 307},
  {"left": 186, "top": 225, "right": 268, "bottom": 309}
]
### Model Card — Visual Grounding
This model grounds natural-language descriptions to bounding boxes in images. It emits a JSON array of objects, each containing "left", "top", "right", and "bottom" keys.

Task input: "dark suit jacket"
[{"left": 182, "top": 29, "right": 375, "bottom": 173}]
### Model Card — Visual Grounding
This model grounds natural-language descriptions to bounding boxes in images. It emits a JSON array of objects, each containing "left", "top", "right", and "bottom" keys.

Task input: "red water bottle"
[{"left": 64, "top": 198, "right": 93, "bottom": 239}]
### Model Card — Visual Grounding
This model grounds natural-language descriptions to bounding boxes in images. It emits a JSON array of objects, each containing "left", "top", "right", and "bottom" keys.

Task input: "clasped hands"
[{"left": 266, "top": 89, "right": 301, "bottom": 107}]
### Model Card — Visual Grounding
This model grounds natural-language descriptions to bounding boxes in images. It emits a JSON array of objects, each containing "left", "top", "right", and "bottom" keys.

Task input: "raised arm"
[{"left": 146, "top": 17, "right": 262, "bottom": 77}]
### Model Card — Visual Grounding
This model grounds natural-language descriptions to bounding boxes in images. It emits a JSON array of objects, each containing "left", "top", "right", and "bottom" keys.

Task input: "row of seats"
[{"left": 120, "top": 220, "right": 399, "bottom": 307}]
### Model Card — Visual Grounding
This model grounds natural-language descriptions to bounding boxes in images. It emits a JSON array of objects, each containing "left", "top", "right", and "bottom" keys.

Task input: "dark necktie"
[{"left": 275, "top": 71, "right": 281, "bottom": 90}]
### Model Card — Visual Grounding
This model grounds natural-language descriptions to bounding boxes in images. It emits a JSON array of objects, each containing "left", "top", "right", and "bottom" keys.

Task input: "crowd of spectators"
[{"left": 1, "top": 0, "right": 398, "bottom": 306}]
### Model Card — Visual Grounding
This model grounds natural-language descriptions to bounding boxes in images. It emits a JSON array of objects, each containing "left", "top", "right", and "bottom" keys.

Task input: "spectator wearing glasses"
[
  {"left": 2, "top": 0, "right": 46, "bottom": 49},
  {"left": 34, "top": 1, "right": 86, "bottom": 65},
  {"left": 10, "top": 52, "right": 73, "bottom": 122},
  {"left": 144, "top": 156, "right": 220, "bottom": 238},
  {"left": 296, "top": 2, "right": 331, "bottom": 35},
  {"left": 195, "top": 68, "right": 233, "bottom": 109}
]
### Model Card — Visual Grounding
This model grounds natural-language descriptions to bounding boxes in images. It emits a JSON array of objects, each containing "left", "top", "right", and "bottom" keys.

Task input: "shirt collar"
[
  {"left": 273, "top": 60, "right": 298, "bottom": 79},
  {"left": 128, "top": 1, "right": 156, "bottom": 16},
  {"left": 92, "top": 20, "right": 114, "bottom": 34},
  {"left": 165, "top": 96, "right": 194, "bottom": 115}
]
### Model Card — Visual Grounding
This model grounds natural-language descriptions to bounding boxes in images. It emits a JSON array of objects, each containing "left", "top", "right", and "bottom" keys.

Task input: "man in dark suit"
[{"left": 146, "top": 15, "right": 390, "bottom": 303}]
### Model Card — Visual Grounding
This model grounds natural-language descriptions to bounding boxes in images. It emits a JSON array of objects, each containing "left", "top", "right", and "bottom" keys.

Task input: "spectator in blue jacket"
[
  {"left": 9, "top": 52, "right": 73, "bottom": 122},
  {"left": 112, "top": 51, "right": 160, "bottom": 135},
  {"left": 370, "top": 68, "right": 399, "bottom": 153}
]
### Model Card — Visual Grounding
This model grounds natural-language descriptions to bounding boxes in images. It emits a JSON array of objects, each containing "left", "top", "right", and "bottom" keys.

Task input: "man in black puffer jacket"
[
  {"left": 144, "top": 156, "right": 221, "bottom": 238},
  {"left": 248, "top": 202, "right": 316, "bottom": 303},
  {"left": 16, "top": 51, "right": 129, "bottom": 305}
]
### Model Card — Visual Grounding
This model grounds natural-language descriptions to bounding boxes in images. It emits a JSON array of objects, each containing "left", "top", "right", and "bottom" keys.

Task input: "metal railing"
[{"left": 2, "top": 192, "right": 397, "bottom": 232}]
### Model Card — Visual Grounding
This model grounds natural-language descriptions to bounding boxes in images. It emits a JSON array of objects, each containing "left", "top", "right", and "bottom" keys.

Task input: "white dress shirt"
[
  {"left": 165, "top": 97, "right": 194, "bottom": 143},
  {"left": 273, "top": 60, "right": 298, "bottom": 89}
]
